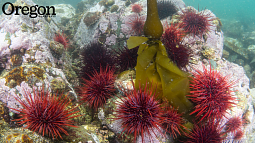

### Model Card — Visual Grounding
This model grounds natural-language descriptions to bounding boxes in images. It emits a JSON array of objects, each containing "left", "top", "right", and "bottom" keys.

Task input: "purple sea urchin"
[
  {"left": 80, "top": 42, "right": 115, "bottom": 80},
  {"left": 114, "top": 46, "right": 139, "bottom": 72}
]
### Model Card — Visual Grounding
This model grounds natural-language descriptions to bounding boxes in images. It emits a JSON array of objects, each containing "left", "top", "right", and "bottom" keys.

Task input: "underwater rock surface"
[{"left": 0, "top": 0, "right": 255, "bottom": 142}]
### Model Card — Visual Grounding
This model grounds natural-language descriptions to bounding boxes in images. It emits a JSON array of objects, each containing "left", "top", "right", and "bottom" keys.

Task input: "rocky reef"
[{"left": 0, "top": 0, "right": 254, "bottom": 142}]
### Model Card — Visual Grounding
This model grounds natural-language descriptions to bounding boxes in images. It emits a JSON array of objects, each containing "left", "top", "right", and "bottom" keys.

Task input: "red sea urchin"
[
  {"left": 233, "top": 130, "right": 244, "bottom": 140},
  {"left": 187, "top": 65, "right": 236, "bottom": 122},
  {"left": 224, "top": 116, "right": 243, "bottom": 134},
  {"left": 185, "top": 121, "right": 225, "bottom": 143},
  {"left": 161, "top": 106, "right": 184, "bottom": 138},
  {"left": 80, "top": 66, "right": 116, "bottom": 109},
  {"left": 54, "top": 32, "right": 69, "bottom": 49},
  {"left": 11, "top": 87, "right": 80, "bottom": 139},
  {"left": 161, "top": 23, "right": 192, "bottom": 69},
  {"left": 178, "top": 7, "right": 213, "bottom": 37},
  {"left": 131, "top": 4, "right": 143, "bottom": 14},
  {"left": 126, "top": 14, "right": 145, "bottom": 36},
  {"left": 115, "top": 82, "right": 163, "bottom": 143}
]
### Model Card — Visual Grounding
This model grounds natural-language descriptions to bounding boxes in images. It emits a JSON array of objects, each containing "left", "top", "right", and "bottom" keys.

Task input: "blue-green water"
[
  {"left": 2, "top": 0, "right": 255, "bottom": 24},
  {"left": 183, "top": 0, "right": 255, "bottom": 30}
]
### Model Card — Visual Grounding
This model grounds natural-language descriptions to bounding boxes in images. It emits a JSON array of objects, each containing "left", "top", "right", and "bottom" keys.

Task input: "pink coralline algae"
[
  {"left": 0, "top": 79, "right": 22, "bottom": 113},
  {"left": 0, "top": 33, "right": 10, "bottom": 57},
  {"left": 9, "top": 31, "right": 31, "bottom": 50},
  {"left": 105, "top": 34, "right": 117, "bottom": 45},
  {"left": 0, "top": 15, "right": 20, "bottom": 34}
]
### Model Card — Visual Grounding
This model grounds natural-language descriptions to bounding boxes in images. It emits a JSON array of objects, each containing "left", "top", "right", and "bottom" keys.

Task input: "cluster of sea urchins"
[
  {"left": 77, "top": 5, "right": 240, "bottom": 143},
  {"left": 115, "top": 82, "right": 185, "bottom": 142},
  {"left": 10, "top": 4, "right": 245, "bottom": 143},
  {"left": 184, "top": 64, "right": 243, "bottom": 142},
  {"left": 161, "top": 6, "right": 214, "bottom": 69},
  {"left": 161, "top": 23, "right": 192, "bottom": 70}
]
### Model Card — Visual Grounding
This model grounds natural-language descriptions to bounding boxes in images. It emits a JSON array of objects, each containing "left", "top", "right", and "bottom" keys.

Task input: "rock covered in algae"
[
  {"left": 49, "top": 41, "right": 64, "bottom": 59},
  {"left": 224, "top": 37, "right": 248, "bottom": 59},
  {"left": 74, "top": 0, "right": 185, "bottom": 47},
  {"left": 1, "top": 127, "right": 51, "bottom": 142},
  {"left": 50, "top": 4, "right": 76, "bottom": 25},
  {"left": 83, "top": 12, "right": 102, "bottom": 27},
  {"left": 0, "top": 0, "right": 78, "bottom": 122}
]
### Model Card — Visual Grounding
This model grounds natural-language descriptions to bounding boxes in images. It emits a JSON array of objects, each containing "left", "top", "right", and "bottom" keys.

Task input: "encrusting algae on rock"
[{"left": 4, "top": 66, "right": 45, "bottom": 88}]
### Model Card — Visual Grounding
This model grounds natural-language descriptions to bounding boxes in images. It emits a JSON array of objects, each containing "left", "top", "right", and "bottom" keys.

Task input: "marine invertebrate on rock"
[
  {"left": 11, "top": 54, "right": 23, "bottom": 66},
  {"left": 125, "top": 0, "right": 131, "bottom": 6},
  {"left": 161, "top": 23, "right": 191, "bottom": 69},
  {"left": 178, "top": 7, "right": 213, "bottom": 37},
  {"left": 83, "top": 12, "right": 102, "bottom": 27},
  {"left": 99, "top": 0, "right": 115, "bottom": 7},
  {"left": 131, "top": 4, "right": 143, "bottom": 14},
  {"left": 114, "top": 46, "right": 138, "bottom": 72},
  {"left": 126, "top": 14, "right": 145, "bottom": 36},
  {"left": 115, "top": 82, "right": 163, "bottom": 143},
  {"left": 80, "top": 66, "right": 116, "bottom": 109},
  {"left": 161, "top": 106, "right": 184, "bottom": 138},
  {"left": 54, "top": 32, "right": 69, "bottom": 49},
  {"left": 162, "top": 23, "right": 184, "bottom": 44},
  {"left": 185, "top": 121, "right": 225, "bottom": 143},
  {"left": 80, "top": 42, "right": 115, "bottom": 80},
  {"left": 11, "top": 87, "right": 80, "bottom": 139},
  {"left": 187, "top": 65, "right": 236, "bottom": 122},
  {"left": 233, "top": 130, "right": 244, "bottom": 140},
  {"left": 49, "top": 41, "right": 64, "bottom": 59},
  {"left": 157, "top": 0, "right": 178, "bottom": 20},
  {"left": 224, "top": 116, "right": 243, "bottom": 134},
  {"left": 110, "top": 5, "right": 119, "bottom": 13}
]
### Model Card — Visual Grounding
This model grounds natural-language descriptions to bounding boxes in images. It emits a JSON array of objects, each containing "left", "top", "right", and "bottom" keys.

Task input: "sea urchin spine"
[
  {"left": 12, "top": 86, "right": 80, "bottom": 139},
  {"left": 115, "top": 82, "right": 164, "bottom": 143},
  {"left": 187, "top": 65, "right": 236, "bottom": 122},
  {"left": 161, "top": 106, "right": 184, "bottom": 138},
  {"left": 185, "top": 121, "right": 225, "bottom": 143},
  {"left": 131, "top": 4, "right": 143, "bottom": 14},
  {"left": 126, "top": 14, "right": 145, "bottom": 36},
  {"left": 178, "top": 7, "right": 213, "bottom": 37},
  {"left": 161, "top": 23, "right": 191, "bottom": 69},
  {"left": 54, "top": 32, "right": 69, "bottom": 49},
  {"left": 80, "top": 66, "right": 116, "bottom": 109}
]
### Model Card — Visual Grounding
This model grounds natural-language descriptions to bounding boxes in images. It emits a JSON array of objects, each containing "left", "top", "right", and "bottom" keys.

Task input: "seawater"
[
  {"left": 183, "top": 0, "right": 255, "bottom": 31},
  {"left": 2, "top": 0, "right": 255, "bottom": 25}
]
